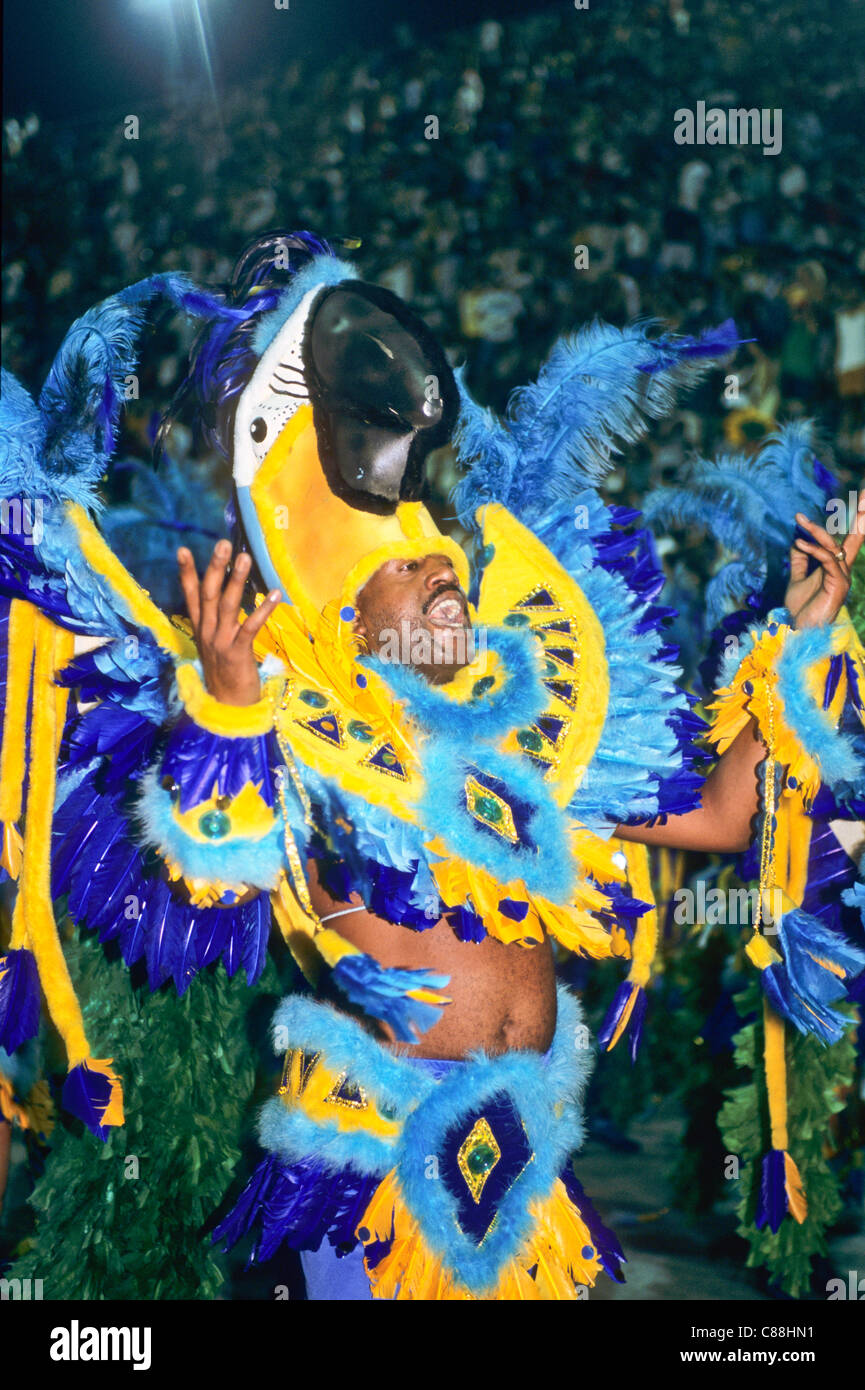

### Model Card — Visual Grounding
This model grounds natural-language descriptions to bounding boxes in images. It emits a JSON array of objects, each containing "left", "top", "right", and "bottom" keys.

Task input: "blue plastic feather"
[
  {"left": 0, "top": 950, "right": 41, "bottom": 1054},
  {"left": 331, "top": 954, "right": 450, "bottom": 1043}
]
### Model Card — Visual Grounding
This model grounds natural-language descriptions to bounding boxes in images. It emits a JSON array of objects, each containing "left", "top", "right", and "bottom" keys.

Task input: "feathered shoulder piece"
[{"left": 450, "top": 316, "right": 742, "bottom": 829}]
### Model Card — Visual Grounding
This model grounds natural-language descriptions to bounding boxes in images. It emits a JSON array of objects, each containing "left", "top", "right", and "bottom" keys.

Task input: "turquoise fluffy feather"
[
  {"left": 452, "top": 316, "right": 740, "bottom": 525},
  {"left": 135, "top": 770, "right": 287, "bottom": 892},
  {"left": 643, "top": 421, "right": 831, "bottom": 630},
  {"left": 362, "top": 626, "right": 547, "bottom": 740},
  {"left": 26, "top": 273, "right": 243, "bottom": 506},
  {"left": 0, "top": 273, "right": 244, "bottom": 703}
]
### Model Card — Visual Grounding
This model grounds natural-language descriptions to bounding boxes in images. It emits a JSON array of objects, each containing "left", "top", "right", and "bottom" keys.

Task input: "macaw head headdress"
[{"left": 175, "top": 229, "right": 467, "bottom": 631}]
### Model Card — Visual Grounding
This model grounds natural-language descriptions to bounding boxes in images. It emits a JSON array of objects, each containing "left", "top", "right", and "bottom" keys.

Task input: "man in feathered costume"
[{"left": 1, "top": 230, "right": 864, "bottom": 1300}]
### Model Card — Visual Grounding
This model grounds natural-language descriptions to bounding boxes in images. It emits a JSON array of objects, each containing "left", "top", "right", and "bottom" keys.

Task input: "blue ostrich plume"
[
  {"left": 641, "top": 421, "right": 838, "bottom": 688},
  {"left": 452, "top": 316, "right": 741, "bottom": 529}
]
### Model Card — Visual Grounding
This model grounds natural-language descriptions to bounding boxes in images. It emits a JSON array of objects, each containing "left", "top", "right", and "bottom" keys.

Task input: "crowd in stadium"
[{"left": 4, "top": 0, "right": 864, "bottom": 514}]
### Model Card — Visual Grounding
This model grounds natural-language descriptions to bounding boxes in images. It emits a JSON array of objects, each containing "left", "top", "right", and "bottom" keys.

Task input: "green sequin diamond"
[
  {"left": 457, "top": 1117, "right": 501, "bottom": 1203},
  {"left": 464, "top": 775, "right": 518, "bottom": 844}
]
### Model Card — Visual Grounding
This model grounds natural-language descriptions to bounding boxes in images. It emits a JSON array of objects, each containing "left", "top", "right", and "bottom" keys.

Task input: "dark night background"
[
  {"left": 4, "top": 0, "right": 545, "bottom": 122},
  {"left": 2, "top": 0, "right": 865, "bottom": 1304}
]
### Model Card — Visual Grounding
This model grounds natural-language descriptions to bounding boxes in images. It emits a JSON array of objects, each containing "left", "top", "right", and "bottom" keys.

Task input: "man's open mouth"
[{"left": 425, "top": 590, "right": 468, "bottom": 628}]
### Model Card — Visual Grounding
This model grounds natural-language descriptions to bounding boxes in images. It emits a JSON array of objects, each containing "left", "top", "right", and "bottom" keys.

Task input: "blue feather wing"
[{"left": 1, "top": 272, "right": 242, "bottom": 662}]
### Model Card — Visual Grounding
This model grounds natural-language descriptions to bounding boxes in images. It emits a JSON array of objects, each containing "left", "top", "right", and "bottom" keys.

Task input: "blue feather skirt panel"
[{"left": 213, "top": 987, "right": 626, "bottom": 1299}]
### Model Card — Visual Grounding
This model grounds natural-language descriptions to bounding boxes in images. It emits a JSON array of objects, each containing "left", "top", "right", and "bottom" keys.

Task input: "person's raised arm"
[{"left": 616, "top": 496, "right": 865, "bottom": 853}]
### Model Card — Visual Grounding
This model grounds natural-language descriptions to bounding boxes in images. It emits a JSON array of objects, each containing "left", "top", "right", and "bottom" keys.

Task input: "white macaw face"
[{"left": 232, "top": 285, "right": 323, "bottom": 488}]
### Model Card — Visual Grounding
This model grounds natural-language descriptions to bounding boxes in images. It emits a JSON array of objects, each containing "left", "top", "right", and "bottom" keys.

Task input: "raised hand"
[
  {"left": 785, "top": 490, "right": 865, "bottom": 630},
  {"left": 177, "top": 540, "right": 283, "bottom": 705}
]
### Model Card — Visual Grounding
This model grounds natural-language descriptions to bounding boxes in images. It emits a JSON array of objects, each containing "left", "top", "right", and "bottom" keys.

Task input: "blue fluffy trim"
[
  {"left": 775, "top": 629, "right": 865, "bottom": 789},
  {"left": 258, "top": 1002, "right": 418, "bottom": 1175},
  {"left": 364, "top": 626, "right": 547, "bottom": 740},
  {"left": 269, "top": 993, "right": 431, "bottom": 1114},
  {"left": 135, "top": 768, "right": 285, "bottom": 891},
  {"left": 258, "top": 1095, "right": 400, "bottom": 1177},
  {"left": 251, "top": 256, "right": 357, "bottom": 355},
  {"left": 416, "top": 740, "right": 576, "bottom": 902}
]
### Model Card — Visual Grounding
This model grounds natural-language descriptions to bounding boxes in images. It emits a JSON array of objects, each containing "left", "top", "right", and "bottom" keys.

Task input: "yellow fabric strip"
[
  {"left": 314, "top": 925, "right": 361, "bottom": 967},
  {"left": 618, "top": 840, "right": 659, "bottom": 989},
  {"left": 10, "top": 613, "right": 90, "bottom": 1066},
  {"left": 658, "top": 847, "right": 683, "bottom": 911},
  {"left": 783, "top": 792, "right": 812, "bottom": 905},
  {"left": 175, "top": 662, "right": 284, "bottom": 736},
  {"left": 53, "top": 624, "right": 75, "bottom": 756},
  {"left": 763, "top": 998, "right": 789, "bottom": 1153},
  {"left": 0, "top": 598, "right": 37, "bottom": 826},
  {"left": 271, "top": 875, "right": 323, "bottom": 986},
  {"left": 773, "top": 783, "right": 790, "bottom": 899}
]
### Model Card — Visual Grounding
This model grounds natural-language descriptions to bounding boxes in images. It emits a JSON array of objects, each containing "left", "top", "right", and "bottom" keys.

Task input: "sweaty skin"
[{"left": 178, "top": 497, "right": 864, "bottom": 1059}]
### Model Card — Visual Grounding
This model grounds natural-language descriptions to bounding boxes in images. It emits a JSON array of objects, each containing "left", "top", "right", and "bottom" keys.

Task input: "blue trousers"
[
  {"left": 301, "top": 1055, "right": 464, "bottom": 1300},
  {"left": 300, "top": 1240, "right": 374, "bottom": 1300}
]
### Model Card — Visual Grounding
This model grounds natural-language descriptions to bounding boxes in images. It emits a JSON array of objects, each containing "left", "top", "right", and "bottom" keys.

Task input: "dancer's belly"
[{"left": 306, "top": 860, "right": 557, "bottom": 1059}]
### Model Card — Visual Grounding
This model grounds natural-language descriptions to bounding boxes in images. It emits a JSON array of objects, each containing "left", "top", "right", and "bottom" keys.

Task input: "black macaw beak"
[{"left": 304, "top": 281, "right": 458, "bottom": 512}]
